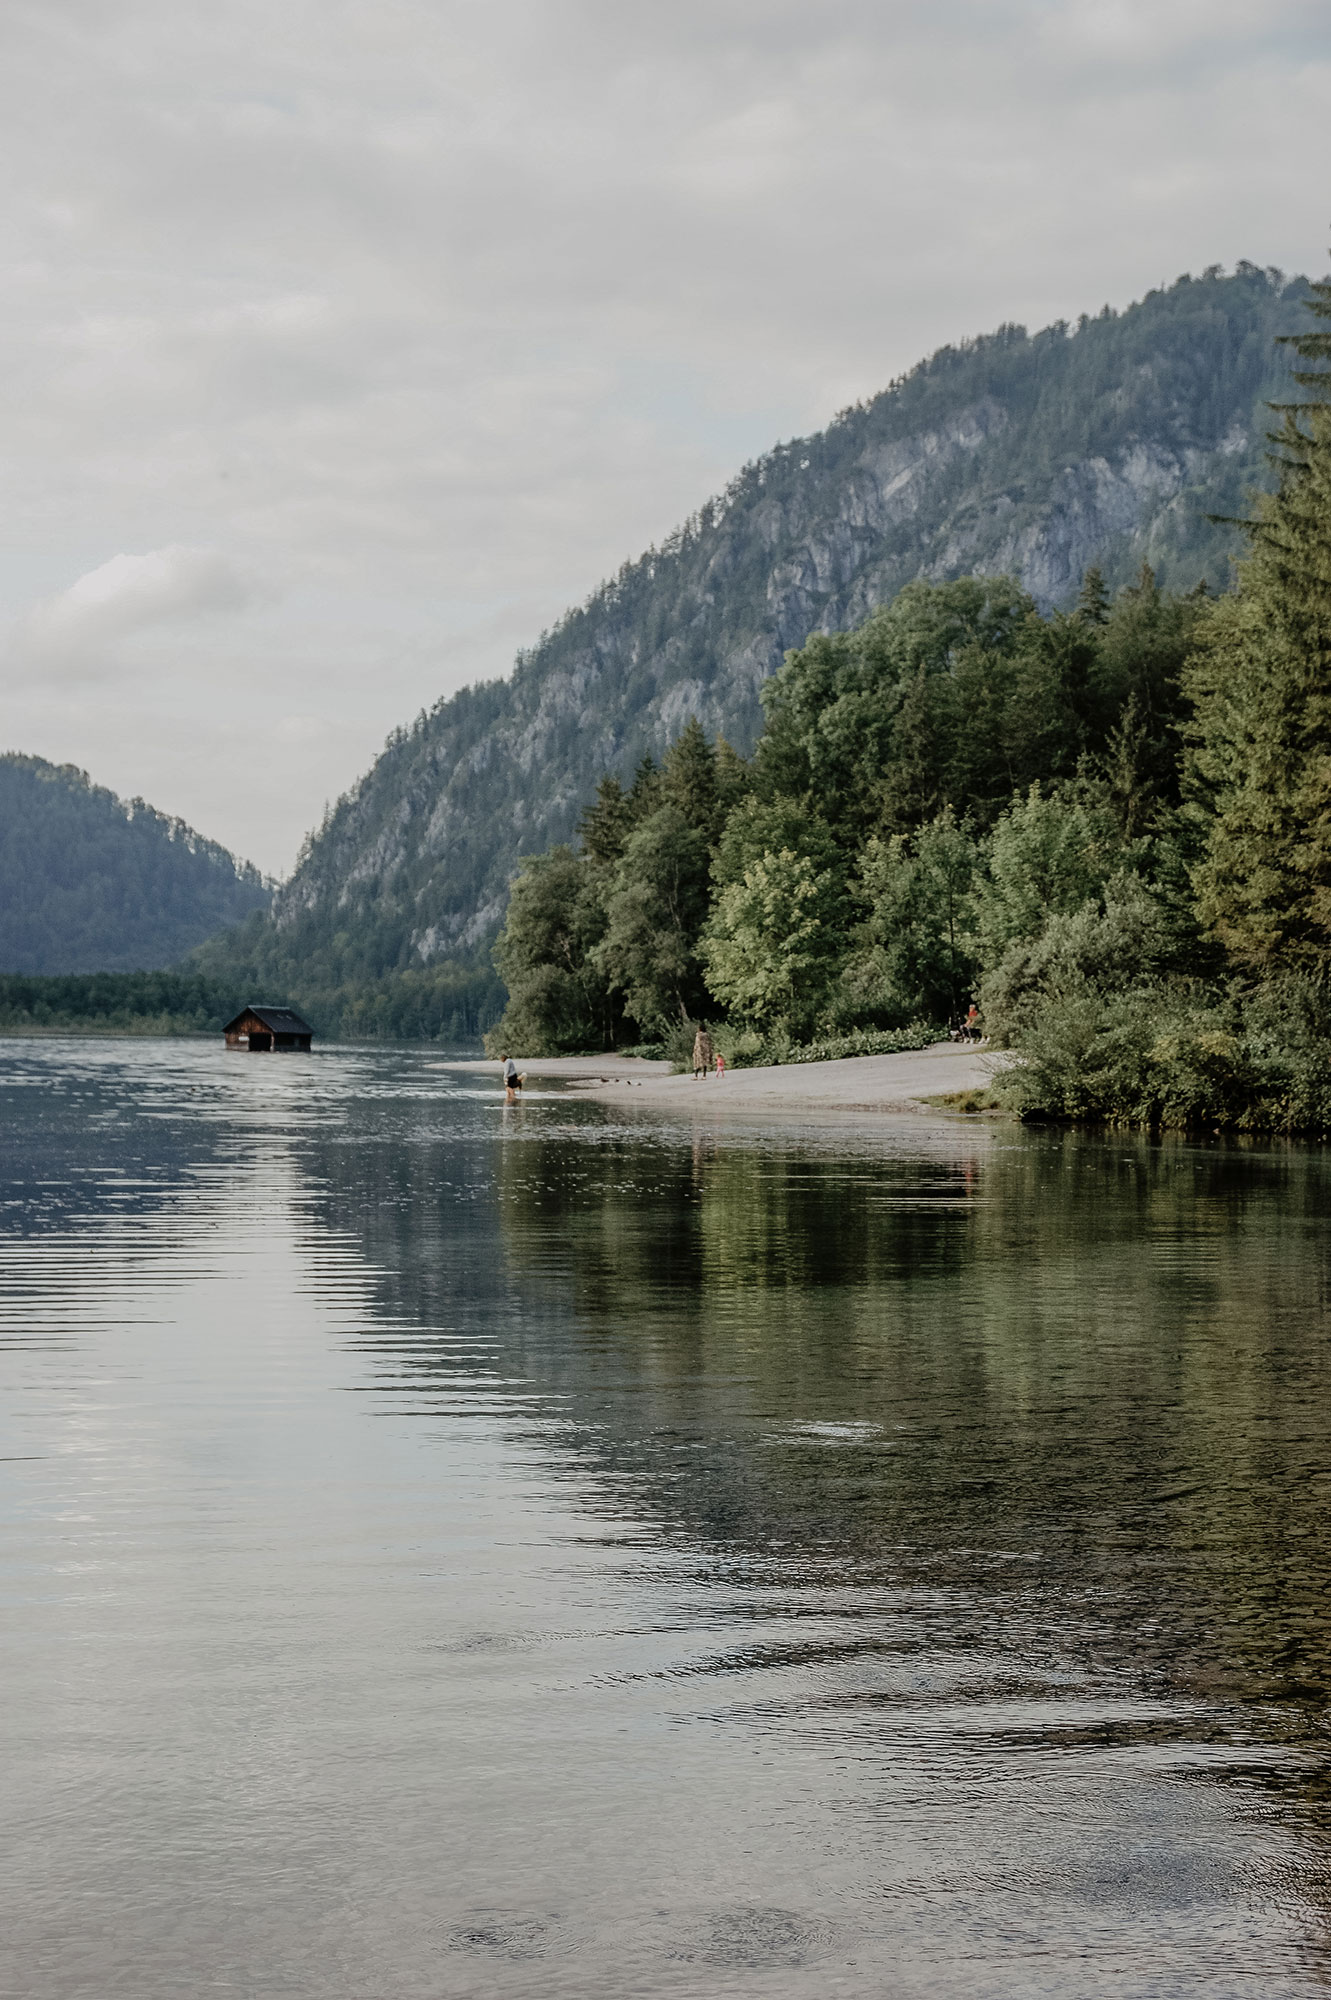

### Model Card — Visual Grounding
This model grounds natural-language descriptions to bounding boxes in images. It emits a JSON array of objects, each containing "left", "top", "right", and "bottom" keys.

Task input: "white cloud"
[
  {"left": 0, "top": 0, "right": 1326, "bottom": 870},
  {"left": 14, "top": 547, "right": 254, "bottom": 670}
]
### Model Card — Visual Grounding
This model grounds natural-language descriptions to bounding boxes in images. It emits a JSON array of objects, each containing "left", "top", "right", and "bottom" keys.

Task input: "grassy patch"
[{"left": 922, "top": 1087, "right": 1007, "bottom": 1115}]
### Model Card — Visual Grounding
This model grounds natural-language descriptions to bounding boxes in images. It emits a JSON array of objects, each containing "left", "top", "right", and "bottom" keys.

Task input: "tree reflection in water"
[
  {"left": 320, "top": 1112, "right": 1331, "bottom": 1693},
  {"left": 299, "top": 1100, "right": 1331, "bottom": 1964}
]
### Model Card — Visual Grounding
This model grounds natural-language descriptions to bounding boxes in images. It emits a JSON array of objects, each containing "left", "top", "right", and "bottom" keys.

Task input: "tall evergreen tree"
[
  {"left": 1090, "top": 565, "right": 1205, "bottom": 823},
  {"left": 661, "top": 718, "right": 724, "bottom": 842},
  {"left": 1185, "top": 276, "right": 1331, "bottom": 970},
  {"left": 880, "top": 666, "right": 943, "bottom": 830},
  {"left": 592, "top": 807, "right": 712, "bottom": 1030},
  {"left": 1076, "top": 565, "right": 1111, "bottom": 626},
  {"left": 713, "top": 736, "right": 753, "bottom": 821},
  {"left": 627, "top": 754, "right": 663, "bottom": 818},
  {"left": 577, "top": 776, "right": 634, "bottom": 865}
]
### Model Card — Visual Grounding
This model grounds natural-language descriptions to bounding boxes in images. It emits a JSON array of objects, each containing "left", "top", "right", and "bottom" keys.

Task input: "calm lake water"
[{"left": 3, "top": 1038, "right": 1331, "bottom": 1998}]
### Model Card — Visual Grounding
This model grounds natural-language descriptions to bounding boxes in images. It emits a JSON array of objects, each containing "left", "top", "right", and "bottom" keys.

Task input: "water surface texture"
[{"left": 3, "top": 1039, "right": 1330, "bottom": 1998}]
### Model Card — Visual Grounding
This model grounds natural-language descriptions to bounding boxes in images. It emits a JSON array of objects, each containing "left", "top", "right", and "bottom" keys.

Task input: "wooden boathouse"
[{"left": 223, "top": 1005, "right": 314, "bottom": 1052}]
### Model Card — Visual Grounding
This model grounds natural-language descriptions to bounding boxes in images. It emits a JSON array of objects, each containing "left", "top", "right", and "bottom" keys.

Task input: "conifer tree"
[
  {"left": 1092, "top": 562, "right": 1203, "bottom": 819},
  {"left": 1076, "top": 566, "right": 1111, "bottom": 626},
  {"left": 661, "top": 718, "right": 723, "bottom": 842},
  {"left": 879, "top": 666, "right": 942, "bottom": 831},
  {"left": 627, "top": 754, "right": 662, "bottom": 818},
  {"left": 592, "top": 808, "right": 712, "bottom": 1030},
  {"left": 713, "top": 736, "right": 752, "bottom": 821},
  {"left": 577, "top": 776, "right": 633, "bottom": 865},
  {"left": 1185, "top": 275, "right": 1331, "bottom": 970}
]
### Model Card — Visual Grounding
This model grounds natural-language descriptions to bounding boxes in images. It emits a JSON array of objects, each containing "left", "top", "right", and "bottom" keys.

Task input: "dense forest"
[
  {"left": 0, "top": 755, "right": 269, "bottom": 975},
  {"left": 188, "top": 929, "right": 502, "bottom": 1043},
  {"left": 486, "top": 276, "right": 1331, "bottom": 1131},
  {"left": 0, "top": 971, "right": 247, "bottom": 1038},
  {"left": 0, "top": 959, "right": 503, "bottom": 1044},
  {"left": 201, "top": 264, "right": 1306, "bottom": 1026}
]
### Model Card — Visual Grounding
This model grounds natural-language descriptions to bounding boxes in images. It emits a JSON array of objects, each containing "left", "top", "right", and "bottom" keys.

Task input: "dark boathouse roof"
[{"left": 224, "top": 1005, "right": 314, "bottom": 1036}]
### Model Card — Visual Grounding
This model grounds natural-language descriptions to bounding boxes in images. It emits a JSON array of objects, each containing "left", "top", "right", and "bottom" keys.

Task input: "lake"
[{"left": 2, "top": 1036, "right": 1330, "bottom": 1998}]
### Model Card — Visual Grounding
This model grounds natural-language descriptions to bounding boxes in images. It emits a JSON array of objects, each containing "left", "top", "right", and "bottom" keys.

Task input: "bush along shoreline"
[
  {"left": 626, "top": 1021, "right": 945, "bottom": 1071},
  {"left": 995, "top": 976, "right": 1331, "bottom": 1135},
  {"left": 712, "top": 1022, "right": 944, "bottom": 1071},
  {"left": 485, "top": 277, "right": 1331, "bottom": 1133}
]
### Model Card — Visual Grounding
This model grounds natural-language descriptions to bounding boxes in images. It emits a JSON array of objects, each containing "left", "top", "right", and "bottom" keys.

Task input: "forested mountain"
[
  {"left": 207, "top": 262, "right": 1306, "bottom": 1012},
  {"left": 484, "top": 270, "right": 1331, "bottom": 1131},
  {"left": 0, "top": 755, "right": 269, "bottom": 974}
]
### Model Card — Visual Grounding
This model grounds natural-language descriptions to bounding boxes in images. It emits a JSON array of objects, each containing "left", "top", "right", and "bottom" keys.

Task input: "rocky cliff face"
[{"left": 260, "top": 264, "right": 1304, "bottom": 974}]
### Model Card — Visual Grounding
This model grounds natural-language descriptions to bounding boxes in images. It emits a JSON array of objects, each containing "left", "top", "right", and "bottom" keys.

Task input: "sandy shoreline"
[{"left": 438, "top": 1041, "right": 1001, "bottom": 1115}]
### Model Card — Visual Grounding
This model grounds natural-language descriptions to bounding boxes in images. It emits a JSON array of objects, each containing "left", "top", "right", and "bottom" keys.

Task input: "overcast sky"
[{"left": 2, "top": 0, "right": 1328, "bottom": 875}]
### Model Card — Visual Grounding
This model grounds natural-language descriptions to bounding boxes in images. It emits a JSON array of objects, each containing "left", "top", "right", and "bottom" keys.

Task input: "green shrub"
[
  {"left": 980, "top": 874, "right": 1188, "bottom": 1041},
  {"left": 998, "top": 974, "right": 1331, "bottom": 1132},
  {"left": 708, "top": 1020, "right": 942, "bottom": 1070}
]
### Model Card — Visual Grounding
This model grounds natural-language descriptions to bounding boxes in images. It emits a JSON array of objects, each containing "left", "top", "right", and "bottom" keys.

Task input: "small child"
[{"left": 715, "top": 1051, "right": 726, "bottom": 1080}]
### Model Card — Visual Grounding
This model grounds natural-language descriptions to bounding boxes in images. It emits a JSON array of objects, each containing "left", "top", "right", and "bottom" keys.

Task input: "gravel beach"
[{"left": 438, "top": 1040, "right": 1002, "bottom": 1115}]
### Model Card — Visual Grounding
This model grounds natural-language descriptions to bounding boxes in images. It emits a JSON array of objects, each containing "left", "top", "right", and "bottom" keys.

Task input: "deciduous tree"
[{"left": 702, "top": 848, "right": 845, "bottom": 1036}]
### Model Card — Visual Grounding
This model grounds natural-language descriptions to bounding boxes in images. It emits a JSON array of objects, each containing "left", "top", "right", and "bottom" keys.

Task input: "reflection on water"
[{"left": 2, "top": 1038, "right": 1331, "bottom": 1997}]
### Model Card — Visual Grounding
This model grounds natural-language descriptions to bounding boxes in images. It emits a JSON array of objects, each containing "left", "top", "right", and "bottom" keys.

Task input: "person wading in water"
[
  {"left": 692, "top": 1026, "right": 713, "bottom": 1080},
  {"left": 502, "top": 1055, "right": 522, "bottom": 1098}
]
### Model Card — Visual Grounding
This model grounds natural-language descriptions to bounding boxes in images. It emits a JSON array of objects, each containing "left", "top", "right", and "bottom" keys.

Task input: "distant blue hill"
[{"left": 0, "top": 754, "right": 270, "bottom": 974}]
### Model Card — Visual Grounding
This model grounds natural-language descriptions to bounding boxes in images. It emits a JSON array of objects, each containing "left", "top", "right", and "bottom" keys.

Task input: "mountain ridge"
[
  {"left": 207, "top": 262, "right": 1307, "bottom": 1002},
  {"left": 0, "top": 753, "right": 270, "bottom": 975}
]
